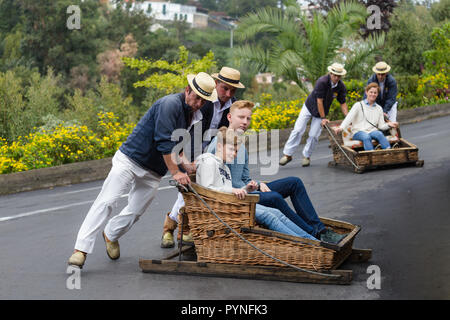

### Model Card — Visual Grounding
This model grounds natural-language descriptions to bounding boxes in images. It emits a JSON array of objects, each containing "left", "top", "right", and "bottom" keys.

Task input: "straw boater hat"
[
  {"left": 327, "top": 63, "right": 347, "bottom": 76},
  {"left": 372, "top": 61, "right": 391, "bottom": 74},
  {"left": 187, "top": 72, "right": 218, "bottom": 102},
  {"left": 211, "top": 67, "right": 245, "bottom": 88}
]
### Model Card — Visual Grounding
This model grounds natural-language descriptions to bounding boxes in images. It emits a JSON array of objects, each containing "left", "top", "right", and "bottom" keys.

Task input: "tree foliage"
[
  {"left": 383, "top": 2, "right": 436, "bottom": 75},
  {"left": 123, "top": 46, "right": 216, "bottom": 94},
  {"left": 234, "top": 0, "right": 382, "bottom": 88},
  {"left": 309, "top": 0, "right": 397, "bottom": 37},
  {"left": 422, "top": 22, "right": 450, "bottom": 74}
]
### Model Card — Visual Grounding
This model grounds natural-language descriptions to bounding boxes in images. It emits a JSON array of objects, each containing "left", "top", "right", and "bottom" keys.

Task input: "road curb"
[{"left": 1, "top": 103, "right": 449, "bottom": 195}]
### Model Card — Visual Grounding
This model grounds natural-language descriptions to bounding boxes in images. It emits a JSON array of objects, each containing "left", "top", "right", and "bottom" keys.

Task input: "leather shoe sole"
[{"left": 102, "top": 232, "right": 120, "bottom": 260}]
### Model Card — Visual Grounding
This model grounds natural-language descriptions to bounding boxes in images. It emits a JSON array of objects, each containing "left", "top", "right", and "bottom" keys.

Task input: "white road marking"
[
  {"left": 0, "top": 185, "right": 175, "bottom": 223},
  {"left": 2, "top": 127, "right": 446, "bottom": 223}
]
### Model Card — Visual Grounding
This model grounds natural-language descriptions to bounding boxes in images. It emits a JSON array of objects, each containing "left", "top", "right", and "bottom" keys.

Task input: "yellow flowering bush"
[
  {"left": 250, "top": 96, "right": 305, "bottom": 132},
  {"left": 417, "top": 71, "right": 449, "bottom": 104},
  {"left": 250, "top": 87, "right": 365, "bottom": 131},
  {"left": 0, "top": 112, "right": 135, "bottom": 174}
]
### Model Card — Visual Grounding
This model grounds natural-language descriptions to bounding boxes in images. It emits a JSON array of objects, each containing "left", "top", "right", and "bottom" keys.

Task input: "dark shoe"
[{"left": 319, "top": 228, "right": 347, "bottom": 244}]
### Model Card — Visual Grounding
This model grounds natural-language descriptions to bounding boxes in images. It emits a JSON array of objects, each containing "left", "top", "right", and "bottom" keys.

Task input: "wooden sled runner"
[
  {"left": 325, "top": 120, "right": 424, "bottom": 173},
  {"left": 139, "top": 181, "right": 372, "bottom": 285}
]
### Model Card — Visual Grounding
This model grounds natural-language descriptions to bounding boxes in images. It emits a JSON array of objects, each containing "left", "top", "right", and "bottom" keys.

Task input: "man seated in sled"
[
  {"left": 334, "top": 83, "right": 399, "bottom": 151},
  {"left": 196, "top": 126, "right": 317, "bottom": 240},
  {"left": 206, "top": 100, "right": 346, "bottom": 244}
]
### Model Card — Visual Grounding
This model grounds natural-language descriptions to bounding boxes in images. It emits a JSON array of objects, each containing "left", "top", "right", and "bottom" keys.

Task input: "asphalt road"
[{"left": 0, "top": 116, "right": 449, "bottom": 300}]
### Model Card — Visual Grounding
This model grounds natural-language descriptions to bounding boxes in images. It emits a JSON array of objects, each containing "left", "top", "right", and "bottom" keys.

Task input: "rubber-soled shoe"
[
  {"left": 320, "top": 229, "right": 348, "bottom": 244},
  {"left": 177, "top": 232, "right": 195, "bottom": 247},
  {"left": 68, "top": 251, "right": 86, "bottom": 268},
  {"left": 161, "top": 213, "right": 178, "bottom": 248},
  {"left": 102, "top": 232, "right": 120, "bottom": 260},
  {"left": 279, "top": 155, "right": 292, "bottom": 166},
  {"left": 161, "top": 232, "right": 175, "bottom": 248},
  {"left": 302, "top": 157, "right": 310, "bottom": 167}
]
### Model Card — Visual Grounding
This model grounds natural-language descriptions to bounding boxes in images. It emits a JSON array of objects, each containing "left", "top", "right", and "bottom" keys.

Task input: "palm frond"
[{"left": 236, "top": 7, "right": 300, "bottom": 41}]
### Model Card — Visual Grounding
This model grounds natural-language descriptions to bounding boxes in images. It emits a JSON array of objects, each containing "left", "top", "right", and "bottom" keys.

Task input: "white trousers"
[
  {"left": 74, "top": 150, "right": 161, "bottom": 254},
  {"left": 387, "top": 101, "right": 398, "bottom": 122},
  {"left": 283, "top": 105, "right": 323, "bottom": 159},
  {"left": 168, "top": 192, "right": 184, "bottom": 222}
]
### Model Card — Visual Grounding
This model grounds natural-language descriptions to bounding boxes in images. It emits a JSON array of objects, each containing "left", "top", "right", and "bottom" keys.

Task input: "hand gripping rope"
[{"left": 324, "top": 123, "right": 361, "bottom": 172}]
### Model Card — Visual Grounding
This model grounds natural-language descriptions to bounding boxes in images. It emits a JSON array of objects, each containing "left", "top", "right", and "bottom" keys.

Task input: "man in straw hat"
[
  {"left": 366, "top": 61, "right": 398, "bottom": 122},
  {"left": 280, "top": 63, "right": 349, "bottom": 167},
  {"left": 160, "top": 66, "right": 246, "bottom": 248},
  {"left": 68, "top": 72, "right": 217, "bottom": 268}
]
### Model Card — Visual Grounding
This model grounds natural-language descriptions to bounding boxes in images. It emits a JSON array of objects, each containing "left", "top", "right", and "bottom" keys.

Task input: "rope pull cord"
[
  {"left": 324, "top": 123, "right": 361, "bottom": 171},
  {"left": 169, "top": 180, "right": 341, "bottom": 278}
]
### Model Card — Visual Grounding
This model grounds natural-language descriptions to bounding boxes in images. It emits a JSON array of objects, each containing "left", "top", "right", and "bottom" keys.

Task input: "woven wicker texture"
[{"left": 180, "top": 184, "right": 357, "bottom": 271}]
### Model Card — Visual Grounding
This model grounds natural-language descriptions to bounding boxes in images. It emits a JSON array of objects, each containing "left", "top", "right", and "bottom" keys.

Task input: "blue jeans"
[
  {"left": 254, "top": 177, "right": 325, "bottom": 237},
  {"left": 255, "top": 204, "right": 318, "bottom": 240},
  {"left": 353, "top": 130, "right": 391, "bottom": 151}
]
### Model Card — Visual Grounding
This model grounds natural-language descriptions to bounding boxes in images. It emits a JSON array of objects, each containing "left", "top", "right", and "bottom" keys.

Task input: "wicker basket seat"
[
  {"left": 326, "top": 120, "right": 423, "bottom": 173},
  {"left": 179, "top": 182, "right": 360, "bottom": 271},
  {"left": 328, "top": 122, "right": 400, "bottom": 149}
]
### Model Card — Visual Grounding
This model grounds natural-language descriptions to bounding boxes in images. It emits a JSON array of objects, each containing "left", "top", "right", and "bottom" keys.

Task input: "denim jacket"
[{"left": 119, "top": 93, "right": 191, "bottom": 176}]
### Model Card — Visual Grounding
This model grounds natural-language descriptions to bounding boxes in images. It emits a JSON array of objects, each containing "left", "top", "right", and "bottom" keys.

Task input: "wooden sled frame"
[
  {"left": 139, "top": 182, "right": 372, "bottom": 285},
  {"left": 139, "top": 246, "right": 372, "bottom": 285},
  {"left": 326, "top": 120, "right": 424, "bottom": 173},
  {"left": 140, "top": 215, "right": 372, "bottom": 285}
]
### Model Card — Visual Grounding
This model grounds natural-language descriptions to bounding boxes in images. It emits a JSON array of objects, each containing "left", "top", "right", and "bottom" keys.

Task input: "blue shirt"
[{"left": 119, "top": 93, "right": 192, "bottom": 177}]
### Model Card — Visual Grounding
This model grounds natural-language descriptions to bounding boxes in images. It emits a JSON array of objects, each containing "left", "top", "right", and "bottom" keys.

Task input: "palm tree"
[{"left": 234, "top": 0, "right": 384, "bottom": 90}]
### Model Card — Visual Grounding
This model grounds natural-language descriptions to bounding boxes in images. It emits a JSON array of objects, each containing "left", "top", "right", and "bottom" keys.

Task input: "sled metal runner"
[
  {"left": 139, "top": 182, "right": 372, "bottom": 285},
  {"left": 325, "top": 121, "right": 424, "bottom": 173}
]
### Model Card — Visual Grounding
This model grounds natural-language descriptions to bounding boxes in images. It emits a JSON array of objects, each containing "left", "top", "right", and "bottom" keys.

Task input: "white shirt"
[
  {"left": 331, "top": 80, "right": 339, "bottom": 89},
  {"left": 186, "top": 109, "right": 203, "bottom": 132},
  {"left": 210, "top": 99, "right": 233, "bottom": 130}
]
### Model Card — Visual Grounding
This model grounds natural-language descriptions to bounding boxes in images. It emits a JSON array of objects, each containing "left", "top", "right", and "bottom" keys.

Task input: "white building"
[{"left": 125, "top": 1, "right": 208, "bottom": 28}]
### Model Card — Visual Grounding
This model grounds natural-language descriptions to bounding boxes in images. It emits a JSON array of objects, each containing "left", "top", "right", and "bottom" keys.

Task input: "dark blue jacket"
[
  {"left": 119, "top": 93, "right": 191, "bottom": 177},
  {"left": 186, "top": 97, "right": 235, "bottom": 162},
  {"left": 305, "top": 74, "right": 347, "bottom": 118},
  {"left": 365, "top": 74, "right": 398, "bottom": 113}
]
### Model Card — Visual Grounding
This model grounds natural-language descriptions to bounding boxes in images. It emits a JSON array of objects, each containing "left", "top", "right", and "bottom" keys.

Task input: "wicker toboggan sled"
[
  {"left": 139, "top": 179, "right": 372, "bottom": 285},
  {"left": 325, "top": 120, "right": 424, "bottom": 173}
]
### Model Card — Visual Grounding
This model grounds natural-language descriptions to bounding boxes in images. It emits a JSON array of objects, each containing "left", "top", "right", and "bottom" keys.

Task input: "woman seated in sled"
[
  {"left": 196, "top": 126, "right": 317, "bottom": 240},
  {"left": 334, "top": 83, "right": 399, "bottom": 151}
]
